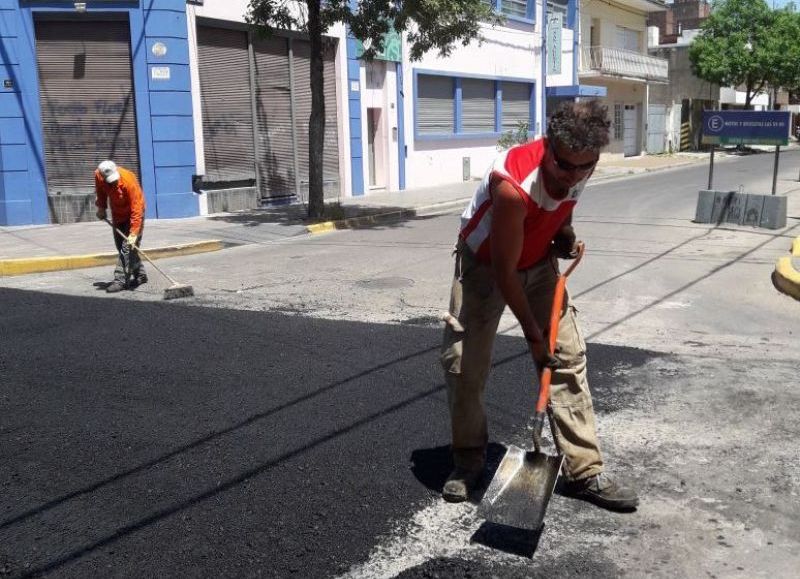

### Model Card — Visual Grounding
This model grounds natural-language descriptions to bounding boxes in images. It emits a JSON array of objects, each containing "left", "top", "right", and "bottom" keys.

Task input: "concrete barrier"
[{"left": 694, "top": 190, "right": 787, "bottom": 229}]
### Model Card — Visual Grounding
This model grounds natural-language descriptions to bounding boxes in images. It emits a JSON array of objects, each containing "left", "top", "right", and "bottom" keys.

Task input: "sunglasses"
[{"left": 549, "top": 141, "right": 598, "bottom": 173}]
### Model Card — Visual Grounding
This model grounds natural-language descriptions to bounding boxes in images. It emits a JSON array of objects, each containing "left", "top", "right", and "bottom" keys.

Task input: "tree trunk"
[{"left": 307, "top": 0, "right": 326, "bottom": 220}]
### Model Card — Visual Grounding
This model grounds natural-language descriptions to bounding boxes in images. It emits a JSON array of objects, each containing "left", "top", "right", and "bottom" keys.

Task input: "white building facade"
[
  {"left": 188, "top": 1, "right": 590, "bottom": 205},
  {"left": 579, "top": 0, "right": 669, "bottom": 157}
]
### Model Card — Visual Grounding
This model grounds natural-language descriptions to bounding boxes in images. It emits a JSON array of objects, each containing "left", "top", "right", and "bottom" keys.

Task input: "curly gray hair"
[{"left": 547, "top": 100, "right": 610, "bottom": 151}]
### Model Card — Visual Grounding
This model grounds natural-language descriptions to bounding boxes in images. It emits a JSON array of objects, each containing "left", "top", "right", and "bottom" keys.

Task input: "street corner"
[
  {"left": 772, "top": 236, "right": 800, "bottom": 301},
  {"left": 0, "top": 240, "right": 226, "bottom": 278}
]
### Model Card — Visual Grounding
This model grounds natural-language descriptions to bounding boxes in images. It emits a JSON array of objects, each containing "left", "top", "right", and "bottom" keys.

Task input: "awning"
[{"left": 546, "top": 85, "right": 607, "bottom": 98}]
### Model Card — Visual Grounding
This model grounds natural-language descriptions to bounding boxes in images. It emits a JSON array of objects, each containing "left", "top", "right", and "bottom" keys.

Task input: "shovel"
[{"left": 479, "top": 242, "right": 585, "bottom": 531}]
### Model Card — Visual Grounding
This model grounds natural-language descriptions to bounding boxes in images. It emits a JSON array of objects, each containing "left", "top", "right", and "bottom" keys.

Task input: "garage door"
[
  {"left": 198, "top": 28, "right": 340, "bottom": 202},
  {"left": 291, "top": 39, "right": 340, "bottom": 200},
  {"left": 647, "top": 104, "right": 666, "bottom": 154},
  {"left": 35, "top": 20, "right": 139, "bottom": 196},
  {"left": 252, "top": 35, "right": 295, "bottom": 199},
  {"left": 197, "top": 27, "right": 255, "bottom": 184},
  {"left": 624, "top": 104, "right": 638, "bottom": 157}
]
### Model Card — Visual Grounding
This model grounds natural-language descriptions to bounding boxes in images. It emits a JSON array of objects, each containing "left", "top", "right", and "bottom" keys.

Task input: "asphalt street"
[{"left": 2, "top": 152, "right": 799, "bottom": 578}]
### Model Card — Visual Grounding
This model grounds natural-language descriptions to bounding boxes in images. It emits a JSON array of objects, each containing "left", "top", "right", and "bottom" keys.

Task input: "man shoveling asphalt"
[
  {"left": 94, "top": 160, "right": 147, "bottom": 293},
  {"left": 440, "top": 101, "right": 638, "bottom": 511}
]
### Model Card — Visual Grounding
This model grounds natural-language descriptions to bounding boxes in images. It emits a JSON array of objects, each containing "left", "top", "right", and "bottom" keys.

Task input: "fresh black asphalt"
[{"left": 0, "top": 288, "right": 660, "bottom": 578}]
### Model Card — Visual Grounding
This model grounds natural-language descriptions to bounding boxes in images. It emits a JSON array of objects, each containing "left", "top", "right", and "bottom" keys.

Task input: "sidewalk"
[{"left": 0, "top": 147, "right": 796, "bottom": 277}]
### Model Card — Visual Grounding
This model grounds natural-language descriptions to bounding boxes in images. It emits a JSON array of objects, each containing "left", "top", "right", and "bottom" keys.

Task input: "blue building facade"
[{"left": 0, "top": 0, "right": 197, "bottom": 226}]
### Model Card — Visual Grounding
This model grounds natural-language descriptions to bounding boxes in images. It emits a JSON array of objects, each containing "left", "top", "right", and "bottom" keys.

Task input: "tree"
[
  {"left": 247, "top": 0, "right": 499, "bottom": 220},
  {"left": 689, "top": 0, "right": 800, "bottom": 108},
  {"left": 769, "top": 7, "right": 800, "bottom": 100}
]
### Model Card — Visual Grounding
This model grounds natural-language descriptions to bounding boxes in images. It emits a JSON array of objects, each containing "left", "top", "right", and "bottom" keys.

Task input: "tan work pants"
[{"left": 440, "top": 242, "right": 604, "bottom": 481}]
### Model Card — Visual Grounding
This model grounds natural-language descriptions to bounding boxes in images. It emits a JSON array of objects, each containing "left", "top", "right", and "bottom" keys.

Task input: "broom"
[{"left": 105, "top": 219, "right": 195, "bottom": 300}]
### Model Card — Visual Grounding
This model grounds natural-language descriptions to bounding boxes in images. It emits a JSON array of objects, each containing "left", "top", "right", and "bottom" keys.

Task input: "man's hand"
[
  {"left": 527, "top": 337, "right": 561, "bottom": 373},
  {"left": 553, "top": 225, "right": 579, "bottom": 259},
  {"left": 126, "top": 233, "right": 138, "bottom": 247},
  {"left": 96, "top": 208, "right": 107, "bottom": 221}
]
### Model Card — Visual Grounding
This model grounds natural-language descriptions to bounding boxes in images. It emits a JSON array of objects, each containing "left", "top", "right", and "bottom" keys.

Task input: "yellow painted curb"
[
  {"left": 305, "top": 209, "right": 415, "bottom": 235},
  {"left": 792, "top": 236, "right": 800, "bottom": 257},
  {"left": 773, "top": 256, "right": 800, "bottom": 301},
  {"left": 306, "top": 221, "right": 337, "bottom": 235},
  {"left": 0, "top": 239, "right": 224, "bottom": 277}
]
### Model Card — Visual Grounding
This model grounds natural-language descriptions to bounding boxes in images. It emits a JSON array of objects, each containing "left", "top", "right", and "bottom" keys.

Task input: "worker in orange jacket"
[{"left": 94, "top": 160, "right": 147, "bottom": 293}]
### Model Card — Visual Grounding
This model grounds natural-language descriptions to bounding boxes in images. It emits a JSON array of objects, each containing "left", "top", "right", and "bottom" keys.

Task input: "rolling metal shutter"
[
  {"left": 417, "top": 75, "right": 454, "bottom": 135},
  {"left": 34, "top": 20, "right": 139, "bottom": 195},
  {"left": 291, "top": 39, "right": 340, "bottom": 200},
  {"left": 197, "top": 27, "right": 255, "bottom": 183},
  {"left": 501, "top": 82, "right": 531, "bottom": 131},
  {"left": 322, "top": 42, "right": 340, "bottom": 199},
  {"left": 196, "top": 28, "right": 340, "bottom": 202},
  {"left": 252, "top": 35, "right": 295, "bottom": 200},
  {"left": 461, "top": 78, "right": 495, "bottom": 133}
]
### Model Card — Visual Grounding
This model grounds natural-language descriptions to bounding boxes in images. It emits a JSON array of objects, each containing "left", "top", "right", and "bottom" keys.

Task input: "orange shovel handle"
[{"left": 535, "top": 243, "right": 584, "bottom": 414}]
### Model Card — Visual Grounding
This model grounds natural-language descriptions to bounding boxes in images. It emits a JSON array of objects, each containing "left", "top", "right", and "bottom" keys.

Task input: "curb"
[
  {"left": 305, "top": 201, "right": 470, "bottom": 235},
  {"left": 0, "top": 239, "right": 225, "bottom": 277},
  {"left": 590, "top": 158, "right": 707, "bottom": 182},
  {"left": 772, "top": 236, "right": 800, "bottom": 301},
  {"left": 306, "top": 209, "right": 415, "bottom": 234}
]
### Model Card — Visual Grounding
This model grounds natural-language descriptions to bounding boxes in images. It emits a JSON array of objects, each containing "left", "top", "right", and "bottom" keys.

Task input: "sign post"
[
  {"left": 696, "top": 111, "right": 790, "bottom": 229},
  {"left": 708, "top": 145, "right": 715, "bottom": 190}
]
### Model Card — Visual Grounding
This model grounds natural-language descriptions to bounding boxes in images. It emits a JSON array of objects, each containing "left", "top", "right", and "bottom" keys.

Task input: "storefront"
[
  {"left": 195, "top": 23, "right": 340, "bottom": 210},
  {"left": 0, "top": 0, "right": 198, "bottom": 226}
]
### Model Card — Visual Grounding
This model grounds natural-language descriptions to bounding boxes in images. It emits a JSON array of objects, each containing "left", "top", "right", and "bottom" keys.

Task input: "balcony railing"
[{"left": 580, "top": 46, "right": 668, "bottom": 83}]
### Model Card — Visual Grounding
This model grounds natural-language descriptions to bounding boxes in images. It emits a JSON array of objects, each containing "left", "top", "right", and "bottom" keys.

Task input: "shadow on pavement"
[
  {"left": 409, "top": 443, "right": 506, "bottom": 497},
  {"left": 207, "top": 203, "right": 440, "bottom": 230},
  {"left": 471, "top": 521, "right": 543, "bottom": 558}
]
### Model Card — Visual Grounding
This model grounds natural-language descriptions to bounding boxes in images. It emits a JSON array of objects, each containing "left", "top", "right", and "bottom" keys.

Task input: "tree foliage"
[
  {"left": 689, "top": 0, "right": 800, "bottom": 108},
  {"left": 247, "top": 0, "right": 499, "bottom": 219}
]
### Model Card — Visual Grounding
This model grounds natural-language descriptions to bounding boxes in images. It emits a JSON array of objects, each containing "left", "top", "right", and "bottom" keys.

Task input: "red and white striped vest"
[{"left": 459, "top": 138, "right": 587, "bottom": 270}]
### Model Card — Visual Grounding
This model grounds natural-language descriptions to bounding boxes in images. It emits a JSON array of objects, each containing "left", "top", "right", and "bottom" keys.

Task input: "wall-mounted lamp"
[
  {"left": 152, "top": 42, "right": 168, "bottom": 58},
  {"left": 74, "top": 2, "right": 87, "bottom": 12}
]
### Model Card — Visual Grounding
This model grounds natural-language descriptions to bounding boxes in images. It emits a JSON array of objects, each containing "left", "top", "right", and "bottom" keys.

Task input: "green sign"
[
  {"left": 547, "top": 13, "right": 563, "bottom": 75},
  {"left": 355, "top": 30, "right": 402, "bottom": 63}
]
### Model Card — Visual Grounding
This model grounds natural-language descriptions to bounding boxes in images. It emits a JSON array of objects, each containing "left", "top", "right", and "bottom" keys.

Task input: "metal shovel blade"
[{"left": 479, "top": 446, "right": 564, "bottom": 531}]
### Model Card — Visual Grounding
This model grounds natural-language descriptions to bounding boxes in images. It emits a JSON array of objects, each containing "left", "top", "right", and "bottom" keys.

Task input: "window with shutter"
[
  {"left": 499, "top": 0, "right": 530, "bottom": 20},
  {"left": 415, "top": 73, "right": 533, "bottom": 138},
  {"left": 417, "top": 75, "right": 454, "bottom": 136},
  {"left": 501, "top": 82, "right": 531, "bottom": 131},
  {"left": 461, "top": 79, "right": 496, "bottom": 134}
]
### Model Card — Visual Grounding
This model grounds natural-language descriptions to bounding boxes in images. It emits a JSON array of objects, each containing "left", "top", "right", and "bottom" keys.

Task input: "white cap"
[{"left": 97, "top": 160, "right": 120, "bottom": 183}]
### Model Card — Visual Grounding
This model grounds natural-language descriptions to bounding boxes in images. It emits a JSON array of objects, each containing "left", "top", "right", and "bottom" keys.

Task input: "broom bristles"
[{"left": 163, "top": 284, "right": 194, "bottom": 300}]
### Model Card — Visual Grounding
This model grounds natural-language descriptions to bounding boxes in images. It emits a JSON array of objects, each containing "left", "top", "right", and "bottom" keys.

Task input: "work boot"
[
  {"left": 129, "top": 274, "right": 148, "bottom": 289},
  {"left": 442, "top": 467, "right": 482, "bottom": 503},
  {"left": 106, "top": 281, "right": 126, "bottom": 293},
  {"left": 560, "top": 472, "right": 639, "bottom": 511}
]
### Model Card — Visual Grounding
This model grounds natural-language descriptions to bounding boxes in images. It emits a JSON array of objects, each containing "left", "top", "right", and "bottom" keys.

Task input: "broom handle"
[
  {"left": 105, "top": 219, "right": 180, "bottom": 286},
  {"left": 535, "top": 243, "right": 585, "bottom": 414}
]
